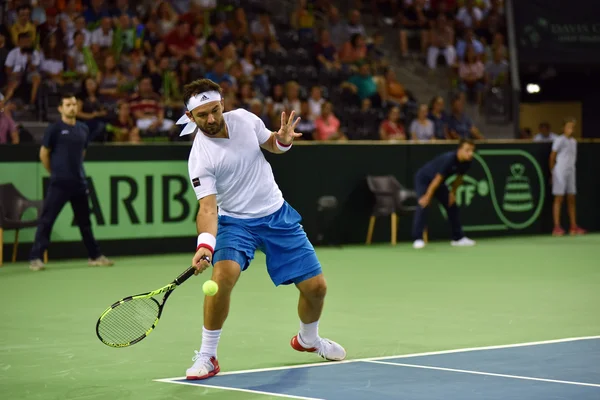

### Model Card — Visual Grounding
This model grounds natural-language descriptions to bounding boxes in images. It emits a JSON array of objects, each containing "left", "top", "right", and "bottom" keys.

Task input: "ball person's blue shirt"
[
  {"left": 42, "top": 120, "right": 90, "bottom": 184},
  {"left": 417, "top": 150, "right": 472, "bottom": 182}
]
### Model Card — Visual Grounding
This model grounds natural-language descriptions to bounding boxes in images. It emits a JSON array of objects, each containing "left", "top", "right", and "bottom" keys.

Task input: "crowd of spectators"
[{"left": 0, "top": 0, "right": 511, "bottom": 145}]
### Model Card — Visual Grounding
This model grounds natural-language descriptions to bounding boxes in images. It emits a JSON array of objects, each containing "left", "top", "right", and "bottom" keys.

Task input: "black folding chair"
[
  {"left": 365, "top": 175, "right": 419, "bottom": 245},
  {"left": 315, "top": 196, "right": 339, "bottom": 246},
  {"left": 0, "top": 183, "right": 44, "bottom": 265}
]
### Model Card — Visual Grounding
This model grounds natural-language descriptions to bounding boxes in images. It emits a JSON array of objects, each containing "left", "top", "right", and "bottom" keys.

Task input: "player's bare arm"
[
  {"left": 261, "top": 111, "right": 302, "bottom": 154},
  {"left": 193, "top": 194, "right": 218, "bottom": 275},
  {"left": 420, "top": 173, "right": 444, "bottom": 207}
]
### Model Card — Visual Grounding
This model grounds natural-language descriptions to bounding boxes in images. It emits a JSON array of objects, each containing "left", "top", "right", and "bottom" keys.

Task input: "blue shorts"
[{"left": 212, "top": 201, "right": 322, "bottom": 286}]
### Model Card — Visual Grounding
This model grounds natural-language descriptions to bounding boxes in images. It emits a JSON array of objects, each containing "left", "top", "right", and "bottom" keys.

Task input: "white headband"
[{"left": 176, "top": 91, "right": 222, "bottom": 136}]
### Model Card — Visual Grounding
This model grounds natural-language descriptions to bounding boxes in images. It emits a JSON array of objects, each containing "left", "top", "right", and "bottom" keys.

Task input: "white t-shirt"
[
  {"left": 91, "top": 28, "right": 113, "bottom": 48},
  {"left": 308, "top": 98, "right": 324, "bottom": 119},
  {"left": 456, "top": 7, "right": 483, "bottom": 28},
  {"left": 5, "top": 48, "right": 42, "bottom": 73},
  {"left": 533, "top": 132, "right": 558, "bottom": 142},
  {"left": 188, "top": 108, "right": 284, "bottom": 219},
  {"left": 552, "top": 134, "right": 577, "bottom": 172}
]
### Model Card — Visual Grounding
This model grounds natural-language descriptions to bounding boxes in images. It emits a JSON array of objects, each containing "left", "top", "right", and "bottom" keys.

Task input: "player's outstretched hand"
[
  {"left": 192, "top": 247, "right": 212, "bottom": 275},
  {"left": 276, "top": 110, "right": 302, "bottom": 145}
]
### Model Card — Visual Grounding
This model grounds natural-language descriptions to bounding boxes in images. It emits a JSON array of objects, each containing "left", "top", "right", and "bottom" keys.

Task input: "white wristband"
[
  {"left": 196, "top": 232, "right": 216, "bottom": 253},
  {"left": 276, "top": 139, "right": 292, "bottom": 152}
]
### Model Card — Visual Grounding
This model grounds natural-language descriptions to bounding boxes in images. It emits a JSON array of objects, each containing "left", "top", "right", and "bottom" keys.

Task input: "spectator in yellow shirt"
[{"left": 10, "top": 5, "right": 36, "bottom": 46}]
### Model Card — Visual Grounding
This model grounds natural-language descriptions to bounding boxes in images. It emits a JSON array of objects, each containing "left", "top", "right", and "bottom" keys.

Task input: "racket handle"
[
  {"left": 175, "top": 267, "right": 196, "bottom": 285},
  {"left": 174, "top": 256, "right": 211, "bottom": 285}
]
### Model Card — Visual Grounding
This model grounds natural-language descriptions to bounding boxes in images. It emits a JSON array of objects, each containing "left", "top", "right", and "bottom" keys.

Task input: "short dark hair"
[
  {"left": 451, "top": 94, "right": 463, "bottom": 106},
  {"left": 458, "top": 138, "right": 475, "bottom": 148},
  {"left": 182, "top": 79, "right": 222, "bottom": 106},
  {"left": 59, "top": 92, "right": 76, "bottom": 105},
  {"left": 17, "top": 5, "right": 32, "bottom": 13}
]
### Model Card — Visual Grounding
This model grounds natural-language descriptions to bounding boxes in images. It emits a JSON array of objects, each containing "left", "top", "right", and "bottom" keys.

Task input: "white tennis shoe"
[
  {"left": 451, "top": 237, "right": 476, "bottom": 247},
  {"left": 291, "top": 335, "right": 346, "bottom": 361},
  {"left": 186, "top": 351, "right": 220, "bottom": 380},
  {"left": 413, "top": 240, "right": 426, "bottom": 249}
]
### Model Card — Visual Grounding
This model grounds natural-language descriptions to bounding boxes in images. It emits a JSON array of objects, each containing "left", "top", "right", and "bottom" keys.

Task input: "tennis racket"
[{"left": 95, "top": 256, "right": 210, "bottom": 348}]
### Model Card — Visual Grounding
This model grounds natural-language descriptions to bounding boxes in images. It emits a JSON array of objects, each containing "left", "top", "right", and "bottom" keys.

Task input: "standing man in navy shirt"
[
  {"left": 29, "top": 93, "right": 113, "bottom": 271},
  {"left": 412, "top": 139, "right": 477, "bottom": 249}
]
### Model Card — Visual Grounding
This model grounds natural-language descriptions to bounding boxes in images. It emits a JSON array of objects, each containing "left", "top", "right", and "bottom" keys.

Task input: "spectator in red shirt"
[
  {"left": 164, "top": 20, "right": 200, "bottom": 61},
  {"left": 129, "top": 76, "right": 175, "bottom": 138},
  {"left": 37, "top": 8, "right": 64, "bottom": 47},
  {"left": 430, "top": 0, "right": 458, "bottom": 13},
  {"left": 339, "top": 33, "right": 367, "bottom": 68},
  {"left": 109, "top": 102, "right": 140, "bottom": 143},
  {"left": 379, "top": 106, "right": 406, "bottom": 140}
]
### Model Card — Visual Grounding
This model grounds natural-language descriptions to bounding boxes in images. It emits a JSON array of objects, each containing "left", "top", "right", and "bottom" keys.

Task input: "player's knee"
[
  {"left": 554, "top": 195, "right": 564, "bottom": 203},
  {"left": 303, "top": 275, "right": 327, "bottom": 300},
  {"left": 211, "top": 261, "right": 241, "bottom": 291}
]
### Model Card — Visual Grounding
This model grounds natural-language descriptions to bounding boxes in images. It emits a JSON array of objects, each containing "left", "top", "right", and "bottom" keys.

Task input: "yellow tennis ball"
[{"left": 203, "top": 280, "right": 218, "bottom": 296}]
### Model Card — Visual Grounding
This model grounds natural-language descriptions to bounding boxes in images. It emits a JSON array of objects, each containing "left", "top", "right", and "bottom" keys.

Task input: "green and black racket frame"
[{"left": 96, "top": 256, "right": 210, "bottom": 348}]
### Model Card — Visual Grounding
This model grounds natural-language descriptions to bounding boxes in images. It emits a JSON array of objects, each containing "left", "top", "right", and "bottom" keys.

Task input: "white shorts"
[{"left": 552, "top": 169, "right": 576, "bottom": 195}]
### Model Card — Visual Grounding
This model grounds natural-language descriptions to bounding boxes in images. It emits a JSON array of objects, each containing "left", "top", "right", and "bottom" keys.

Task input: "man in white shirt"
[
  {"left": 180, "top": 79, "right": 346, "bottom": 380},
  {"left": 3, "top": 32, "right": 41, "bottom": 107},
  {"left": 533, "top": 122, "right": 557, "bottom": 142},
  {"left": 456, "top": 0, "right": 483, "bottom": 30},
  {"left": 90, "top": 16, "right": 113, "bottom": 54},
  {"left": 68, "top": 15, "right": 92, "bottom": 48},
  {"left": 549, "top": 118, "right": 586, "bottom": 236},
  {"left": 308, "top": 85, "right": 325, "bottom": 119}
]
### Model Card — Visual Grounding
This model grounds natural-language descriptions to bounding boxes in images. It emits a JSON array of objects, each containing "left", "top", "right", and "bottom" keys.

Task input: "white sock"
[
  {"left": 298, "top": 320, "right": 319, "bottom": 347},
  {"left": 199, "top": 327, "right": 222, "bottom": 358}
]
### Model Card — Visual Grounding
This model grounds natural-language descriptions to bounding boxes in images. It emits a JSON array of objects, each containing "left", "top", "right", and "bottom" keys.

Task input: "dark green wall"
[
  {"left": 1, "top": 142, "right": 598, "bottom": 260},
  {"left": 265, "top": 142, "right": 600, "bottom": 244}
]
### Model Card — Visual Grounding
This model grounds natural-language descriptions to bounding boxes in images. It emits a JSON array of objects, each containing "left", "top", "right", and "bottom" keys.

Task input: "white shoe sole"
[{"left": 451, "top": 242, "right": 475, "bottom": 247}]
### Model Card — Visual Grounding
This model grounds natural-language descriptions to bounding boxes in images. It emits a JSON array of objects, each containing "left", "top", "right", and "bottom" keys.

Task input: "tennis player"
[
  {"left": 179, "top": 79, "right": 346, "bottom": 380},
  {"left": 412, "top": 138, "right": 477, "bottom": 249},
  {"left": 549, "top": 118, "right": 586, "bottom": 236}
]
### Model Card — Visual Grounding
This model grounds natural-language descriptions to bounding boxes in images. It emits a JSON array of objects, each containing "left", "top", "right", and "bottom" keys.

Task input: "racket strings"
[{"left": 97, "top": 297, "right": 160, "bottom": 345}]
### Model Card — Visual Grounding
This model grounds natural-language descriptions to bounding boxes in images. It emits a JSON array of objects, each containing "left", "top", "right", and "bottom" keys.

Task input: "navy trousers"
[
  {"left": 29, "top": 181, "right": 101, "bottom": 260},
  {"left": 412, "top": 175, "right": 465, "bottom": 241}
]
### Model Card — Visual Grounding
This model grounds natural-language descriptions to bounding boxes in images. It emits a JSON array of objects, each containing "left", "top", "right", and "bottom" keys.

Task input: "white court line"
[
  {"left": 153, "top": 379, "right": 324, "bottom": 400},
  {"left": 363, "top": 360, "right": 600, "bottom": 388},
  {"left": 155, "top": 335, "right": 600, "bottom": 381}
]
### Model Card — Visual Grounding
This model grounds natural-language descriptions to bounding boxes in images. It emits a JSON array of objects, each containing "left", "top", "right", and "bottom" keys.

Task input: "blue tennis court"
[{"left": 156, "top": 336, "right": 600, "bottom": 400}]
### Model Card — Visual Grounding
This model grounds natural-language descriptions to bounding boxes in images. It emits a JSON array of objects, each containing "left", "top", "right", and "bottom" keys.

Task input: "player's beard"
[{"left": 200, "top": 118, "right": 225, "bottom": 136}]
